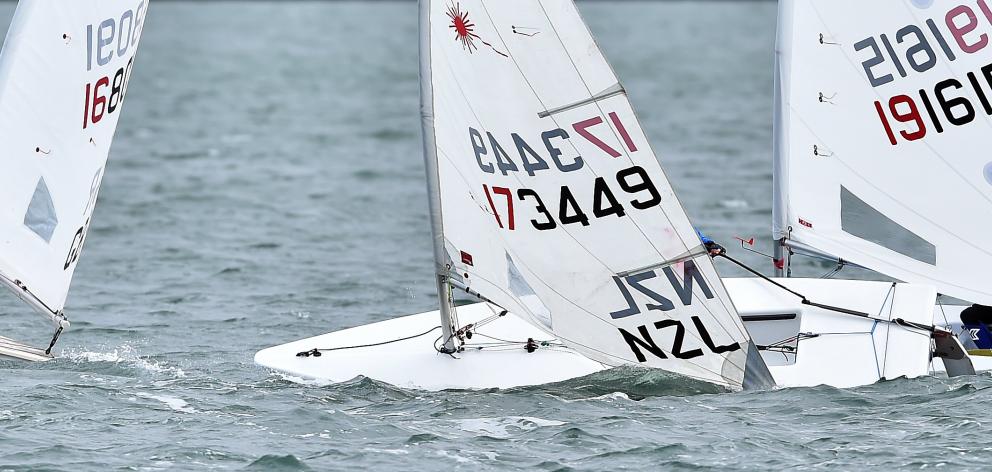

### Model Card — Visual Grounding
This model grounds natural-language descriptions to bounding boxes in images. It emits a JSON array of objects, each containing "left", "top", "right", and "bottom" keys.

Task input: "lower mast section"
[
  {"left": 773, "top": 238, "right": 790, "bottom": 278},
  {"left": 436, "top": 273, "right": 461, "bottom": 353}
]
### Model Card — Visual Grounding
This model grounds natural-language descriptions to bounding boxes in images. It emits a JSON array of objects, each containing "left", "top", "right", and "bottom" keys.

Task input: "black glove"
[{"left": 704, "top": 241, "right": 726, "bottom": 257}]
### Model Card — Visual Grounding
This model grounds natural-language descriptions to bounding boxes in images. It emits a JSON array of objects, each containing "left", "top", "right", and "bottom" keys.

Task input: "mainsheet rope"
[{"left": 717, "top": 253, "right": 935, "bottom": 335}]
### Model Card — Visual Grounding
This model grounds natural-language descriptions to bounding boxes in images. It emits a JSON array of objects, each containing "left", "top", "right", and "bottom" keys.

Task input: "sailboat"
[
  {"left": 770, "top": 0, "right": 992, "bottom": 372},
  {"left": 256, "top": 0, "right": 973, "bottom": 390},
  {"left": 0, "top": 0, "right": 149, "bottom": 361}
]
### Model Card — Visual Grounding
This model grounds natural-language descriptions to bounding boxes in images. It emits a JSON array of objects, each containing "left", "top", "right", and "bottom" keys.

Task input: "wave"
[
  {"left": 59, "top": 344, "right": 187, "bottom": 379},
  {"left": 516, "top": 366, "right": 729, "bottom": 400}
]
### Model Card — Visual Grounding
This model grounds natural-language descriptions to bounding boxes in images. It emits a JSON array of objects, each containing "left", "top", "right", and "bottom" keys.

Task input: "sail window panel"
[
  {"left": 23, "top": 177, "right": 58, "bottom": 243},
  {"left": 840, "top": 187, "right": 936, "bottom": 265},
  {"left": 506, "top": 253, "right": 552, "bottom": 330}
]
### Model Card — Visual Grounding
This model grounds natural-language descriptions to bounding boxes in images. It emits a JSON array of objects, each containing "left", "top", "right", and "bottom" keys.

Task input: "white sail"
[
  {"left": 423, "top": 0, "right": 771, "bottom": 389},
  {"left": 774, "top": 0, "right": 992, "bottom": 305},
  {"left": 0, "top": 1, "right": 149, "bottom": 323}
]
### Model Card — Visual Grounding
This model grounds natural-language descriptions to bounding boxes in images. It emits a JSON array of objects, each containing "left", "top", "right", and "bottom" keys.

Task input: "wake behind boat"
[
  {"left": 0, "top": 1, "right": 149, "bottom": 361},
  {"left": 256, "top": 0, "right": 977, "bottom": 390}
]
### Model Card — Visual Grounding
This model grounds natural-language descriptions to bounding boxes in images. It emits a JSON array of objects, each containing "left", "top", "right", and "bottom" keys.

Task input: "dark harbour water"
[{"left": 1, "top": 1, "right": 990, "bottom": 471}]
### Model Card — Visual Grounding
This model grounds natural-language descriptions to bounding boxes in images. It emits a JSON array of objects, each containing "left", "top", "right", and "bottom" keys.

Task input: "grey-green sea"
[{"left": 2, "top": 1, "right": 990, "bottom": 470}]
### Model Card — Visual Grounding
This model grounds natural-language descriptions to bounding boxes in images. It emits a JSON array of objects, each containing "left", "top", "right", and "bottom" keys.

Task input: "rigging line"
[
  {"left": 459, "top": 269, "right": 749, "bottom": 381},
  {"left": 819, "top": 261, "right": 845, "bottom": 279},
  {"left": 878, "top": 283, "right": 897, "bottom": 378},
  {"left": 470, "top": 312, "right": 507, "bottom": 330},
  {"left": 805, "top": 331, "right": 875, "bottom": 337},
  {"left": 801, "top": 4, "right": 992, "bottom": 214},
  {"left": 295, "top": 326, "right": 442, "bottom": 357},
  {"left": 936, "top": 296, "right": 951, "bottom": 330},
  {"left": 451, "top": 300, "right": 509, "bottom": 331},
  {"left": 433, "top": 333, "right": 457, "bottom": 358},
  {"left": 718, "top": 253, "right": 935, "bottom": 334},
  {"left": 471, "top": 331, "right": 546, "bottom": 346}
]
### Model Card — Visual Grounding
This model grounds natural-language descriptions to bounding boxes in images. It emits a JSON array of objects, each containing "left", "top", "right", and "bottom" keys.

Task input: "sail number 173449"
[{"left": 483, "top": 166, "right": 661, "bottom": 231}]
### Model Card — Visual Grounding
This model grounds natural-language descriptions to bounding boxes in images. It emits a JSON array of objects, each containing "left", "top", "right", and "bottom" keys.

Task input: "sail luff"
[
  {"left": 772, "top": 0, "right": 795, "bottom": 277},
  {"left": 419, "top": 0, "right": 460, "bottom": 352}
]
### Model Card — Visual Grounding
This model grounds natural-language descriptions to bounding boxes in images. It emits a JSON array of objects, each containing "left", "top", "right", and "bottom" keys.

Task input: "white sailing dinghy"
[
  {"left": 257, "top": 0, "right": 972, "bottom": 390},
  {"left": 770, "top": 0, "right": 992, "bottom": 372},
  {"left": 0, "top": 0, "right": 149, "bottom": 361}
]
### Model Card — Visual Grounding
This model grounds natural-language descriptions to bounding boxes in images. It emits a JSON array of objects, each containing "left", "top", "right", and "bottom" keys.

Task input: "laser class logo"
[
  {"left": 447, "top": 3, "right": 479, "bottom": 52},
  {"left": 445, "top": 3, "right": 508, "bottom": 57}
]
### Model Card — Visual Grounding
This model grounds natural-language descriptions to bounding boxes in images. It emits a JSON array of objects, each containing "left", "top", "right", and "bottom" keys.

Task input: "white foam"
[
  {"left": 435, "top": 449, "right": 474, "bottom": 464},
  {"left": 561, "top": 391, "right": 633, "bottom": 403},
  {"left": 270, "top": 371, "right": 333, "bottom": 387},
  {"left": 135, "top": 392, "right": 197, "bottom": 414},
  {"left": 363, "top": 447, "right": 409, "bottom": 456},
  {"left": 448, "top": 416, "right": 565, "bottom": 439},
  {"left": 720, "top": 199, "right": 750, "bottom": 209},
  {"left": 63, "top": 344, "right": 186, "bottom": 378}
]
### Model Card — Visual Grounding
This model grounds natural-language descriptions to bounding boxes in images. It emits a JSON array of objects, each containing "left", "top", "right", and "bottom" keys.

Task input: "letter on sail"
[
  {"left": 0, "top": 1, "right": 149, "bottom": 334},
  {"left": 423, "top": 0, "right": 772, "bottom": 389}
]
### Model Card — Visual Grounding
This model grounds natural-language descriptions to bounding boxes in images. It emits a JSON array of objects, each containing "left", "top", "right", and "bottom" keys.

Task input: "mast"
[
  {"left": 419, "top": 0, "right": 460, "bottom": 353},
  {"left": 771, "top": 0, "right": 794, "bottom": 278}
]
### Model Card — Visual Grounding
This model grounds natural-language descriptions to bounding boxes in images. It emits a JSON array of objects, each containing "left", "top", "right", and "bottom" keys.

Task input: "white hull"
[
  {"left": 256, "top": 278, "right": 975, "bottom": 391},
  {"left": 0, "top": 336, "right": 52, "bottom": 362},
  {"left": 255, "top": 302, "right": 606, "bottom": 390}
]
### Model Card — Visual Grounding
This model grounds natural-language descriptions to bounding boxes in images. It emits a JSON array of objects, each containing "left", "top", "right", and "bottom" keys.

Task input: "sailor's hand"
[{"left": 705, "top": 241, "right": 726, "bottom": 257}]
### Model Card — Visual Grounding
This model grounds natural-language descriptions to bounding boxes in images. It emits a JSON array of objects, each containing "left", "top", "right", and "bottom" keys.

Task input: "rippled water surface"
[{"left": 1, "top": 2, "right": 989, "bottom": 470}]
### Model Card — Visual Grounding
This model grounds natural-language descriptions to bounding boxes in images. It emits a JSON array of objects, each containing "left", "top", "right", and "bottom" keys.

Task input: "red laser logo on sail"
[
  {"left": 446, "top": 3, "right": 508, "bottom": 57},
  {"left": 447, "top": 3, "right": 479, "bottom": 52}
]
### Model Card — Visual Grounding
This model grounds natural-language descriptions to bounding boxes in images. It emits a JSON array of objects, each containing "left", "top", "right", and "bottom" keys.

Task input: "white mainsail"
[
  {"left": 774, "top": 0, "right": 992, "bottom": 305},
  {"left": 0, "top": 1, "right": 149, "bottom": 329},
  {"left": 422, "top": 0, "right": 772, "bottom": 389}
]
